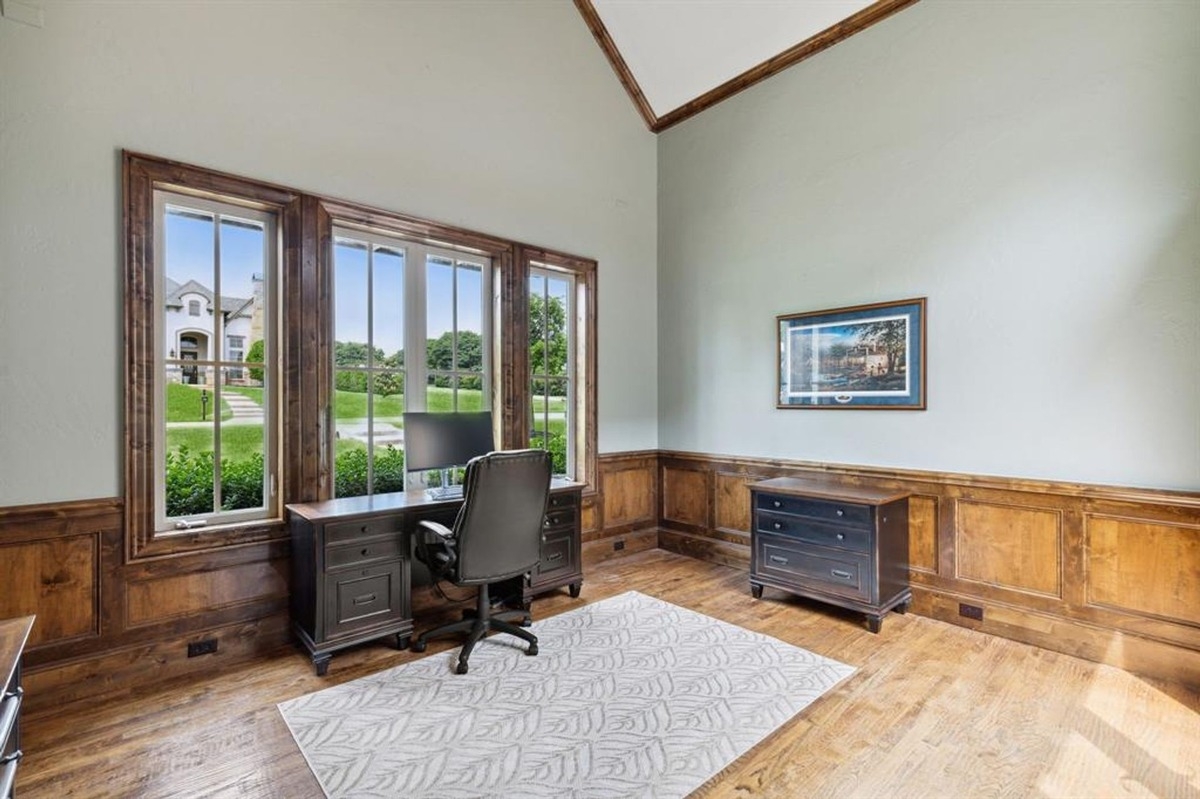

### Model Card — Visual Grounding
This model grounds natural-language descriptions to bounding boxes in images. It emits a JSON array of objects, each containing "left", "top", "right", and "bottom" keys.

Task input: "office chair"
[{"left": 410, "top": 448, "right": 552, "bottom": 674}]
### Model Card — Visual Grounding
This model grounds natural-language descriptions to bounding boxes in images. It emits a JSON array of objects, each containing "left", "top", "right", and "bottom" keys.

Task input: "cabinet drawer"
[
  {"left": 536, "top": 529, "right": 577, "bottom": 583},
  {"left": 543, "top": 506, "right": 577, "bottom": 531},
  {"left": 547, "top": 491, "right": 579, "bottom": 511},
  {"left": 756, "top": 511, "right": 872, "bottom": 553},
  {"left": 326, "top": 535, "right": 404, "bottom": 570},
  {"left": 0, "top": 686, "right": 21, "bottom": 754},
  {"left": 325, "top": 514, "right": 404, "bottom": 545},
  {"left": 326, "top": 564, "right": 404, "bottom": 631},
  {"left": 755, "top": 493, "right": 872, "bottom": 527},
  {"left": 756, "top": 535, "right": 871, "bottom": 603}
]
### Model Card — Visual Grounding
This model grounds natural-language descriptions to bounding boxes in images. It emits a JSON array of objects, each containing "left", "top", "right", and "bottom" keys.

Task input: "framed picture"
[{"left": 778, "top": 297, "right": 926, "bottom": 410}]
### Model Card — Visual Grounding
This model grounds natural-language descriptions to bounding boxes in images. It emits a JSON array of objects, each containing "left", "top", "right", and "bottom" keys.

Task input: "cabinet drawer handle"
[
  {"left": 831, "top": 569, "right": 853, "bottom": 580},
  {"left": 361, "top": 548, "right": 370, "bottom": 556},
  {"left": 544, "top": 519, "right": 551, "bottom": 527},
  {"left": 352, "top": 593, "right": 377, "bottom": 605},
  {"left": 360, "top": 525, "right": 369, "bottom": 533},
  {"left": 0, "top": 748, "right": 21, "bottom": 766},
  {"left": 836, "top": 509, "right": 844, "bottom": 517},
  {"left": 546, "top": 552, "right": 564, "bottom": 563},
  {"left": 836, "top": 533, "right": 845, "bottom": 541},
  {"left": 772, "top": 522, "right": 782, "bottom": 530},
  {"left": 772, "top": 500, "right": 782, "bottom": 508},
  {"left": 769, "top": 555, "right": 789, "bottom": 565}
]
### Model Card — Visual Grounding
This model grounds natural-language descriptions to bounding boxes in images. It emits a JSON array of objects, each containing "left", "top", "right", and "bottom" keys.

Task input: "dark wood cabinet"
[
  {"left": 287, "top": 481, "right": 582, "bottom": 675},
  {"left": 749, "top": 478, "right": 910, "bottom": 633},
  {"left": 0, "top": 616, "right": 34, "bottom": 799}
]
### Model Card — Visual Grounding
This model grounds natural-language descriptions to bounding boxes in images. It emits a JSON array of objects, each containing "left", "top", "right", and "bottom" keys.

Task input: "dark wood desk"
[
  {"left": 1, "top": 616, "right": 34, "bottom": 799},
  {"left": 286, "top": 481, "right": 582, "bottom": 675}
]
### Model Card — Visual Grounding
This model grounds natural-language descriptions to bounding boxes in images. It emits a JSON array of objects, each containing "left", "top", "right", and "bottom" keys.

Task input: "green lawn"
[
  {"left": 166, "top": 425, "right": 264, "bottom": 462},
  {"left": 166, "top": 383, "right": 232, "bottom": 422}
]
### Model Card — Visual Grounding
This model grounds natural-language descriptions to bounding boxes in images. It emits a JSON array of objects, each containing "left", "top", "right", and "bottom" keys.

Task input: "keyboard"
[{"left": 426, "top": 485, "right": 464, "bottom": 500}]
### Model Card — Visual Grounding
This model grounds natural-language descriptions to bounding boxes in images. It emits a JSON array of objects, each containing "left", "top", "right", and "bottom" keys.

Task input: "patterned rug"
[{"left": 278, "top": 591, "right": 855, "bottom": 798}]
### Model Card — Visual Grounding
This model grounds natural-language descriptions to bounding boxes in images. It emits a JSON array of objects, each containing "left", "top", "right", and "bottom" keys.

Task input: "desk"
[
  {"left": 286, "top": 480, "right": 583, "bottom": 675},
  {"left": 1, "top": 616, "right": 34, "bottom": 799}
]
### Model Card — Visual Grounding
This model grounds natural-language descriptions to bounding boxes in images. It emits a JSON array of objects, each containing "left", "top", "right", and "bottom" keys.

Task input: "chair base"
[{"left": 410, "top": 582, "right": 538, "bottom": 674}]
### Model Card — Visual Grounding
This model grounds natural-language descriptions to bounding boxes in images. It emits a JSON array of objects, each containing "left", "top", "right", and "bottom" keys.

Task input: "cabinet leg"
[
  {"left": 313, "top": 654, "right": 332, "bottom": 676},
  {"left": 396, "top": 634, "right": 410, "bottom": 650},
  {"left": 895, "top": 599, "right": 912, "bottom": 615},
  {"left": 751, "top": 583, "right": 763, "bottom": 599},
  {"left": 866, "top": 615, "right": 883, "bottom": 634},
  {"left": 569, "top": 582, "right": 582, "bottom": 599}
]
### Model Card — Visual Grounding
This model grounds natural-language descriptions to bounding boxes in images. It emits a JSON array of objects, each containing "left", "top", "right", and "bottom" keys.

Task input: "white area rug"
[{"left": 278, "top": 591, "right": 855, "bottom": 798}]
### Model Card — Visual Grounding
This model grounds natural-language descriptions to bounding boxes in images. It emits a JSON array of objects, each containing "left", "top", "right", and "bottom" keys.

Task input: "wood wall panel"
[
  {"left": 661, "top": 466, "right": 708, "bottom": 528},
  {"left": 655, "top": 449, "right": 1200, "bottom": 688},
  {"left": 908, "top": 495, "right": 938, "bottom": 574},
  {"left": 714, "top": 471, "right": 753, "bottom": 536},
  {"left": 126, "top": 560, "right": 290, "bottom": 627},
  {"left": 956, "top": 501, "right": 1062, "bottom": 597},
  {"left": 600, "top": 455, "right": 656, "bottom": 531},
  {"left": 0, "top": 534, "right": 97, "bottom": 647},
  {"left": 1086, "top": 515, "right": 1200, "bottom": 625}
]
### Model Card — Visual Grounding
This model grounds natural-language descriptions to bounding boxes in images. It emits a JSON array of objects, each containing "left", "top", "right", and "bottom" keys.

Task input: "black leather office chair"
[{"left": 410, "top": 448, "right": 552, "bottom": 674}]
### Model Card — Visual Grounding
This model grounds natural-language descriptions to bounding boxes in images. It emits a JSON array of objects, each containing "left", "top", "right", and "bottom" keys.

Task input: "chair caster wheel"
[
  {"left": 456, "top": 660, "right": 469, "bottom": 675},
  {"left": 526, "top": 643, "right": 538, "bottom": 656},
  {"left": 410, "top": 640, "right": 427, "bottom": 653}
]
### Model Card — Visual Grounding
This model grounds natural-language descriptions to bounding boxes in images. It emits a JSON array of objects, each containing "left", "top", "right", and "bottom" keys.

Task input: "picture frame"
[{"left": 777, "top": 297, "right": 926, "bottom": 410}]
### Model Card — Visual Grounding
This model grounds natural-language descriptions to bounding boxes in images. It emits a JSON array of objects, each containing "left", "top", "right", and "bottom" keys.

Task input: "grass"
[
  {"left": 166, "top": 383, "right": 231, "bottom": 422},
  {"left": 166, "top": 425, "right": 264, "bottom": 462}
]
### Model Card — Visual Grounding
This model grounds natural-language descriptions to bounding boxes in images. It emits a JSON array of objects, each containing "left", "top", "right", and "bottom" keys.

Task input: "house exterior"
[{"left": 163, "top": 275, "right": 263, "bottom": 385}]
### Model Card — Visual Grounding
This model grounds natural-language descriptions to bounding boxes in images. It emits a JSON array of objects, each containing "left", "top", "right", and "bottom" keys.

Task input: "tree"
[
  {"left": 426, "top": 331, "right": 482, "bottom": 388},
  {"left": 530, "top": 294, "right": 568, "bottom": 395},
  {"left": 860, "top": 320, "right": 907, "bottom": 374},
  {"left": 246, "top": 339, "right": 265, "bottom": 383}
]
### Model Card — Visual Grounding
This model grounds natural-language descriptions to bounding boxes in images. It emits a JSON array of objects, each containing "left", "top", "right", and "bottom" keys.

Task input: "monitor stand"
[{"left": 425, "top": 468, "right": 463, "bottom": 500}]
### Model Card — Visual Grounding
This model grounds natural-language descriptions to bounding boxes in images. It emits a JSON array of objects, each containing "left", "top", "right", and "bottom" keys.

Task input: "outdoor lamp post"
[{"left": 201, "top": 388, "right": 209, "bottom": 421}]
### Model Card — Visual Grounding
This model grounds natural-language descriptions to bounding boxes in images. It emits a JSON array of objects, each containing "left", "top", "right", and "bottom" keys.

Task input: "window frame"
[{"left": 124, "top": 153, "right": 302, "bottom": 559}]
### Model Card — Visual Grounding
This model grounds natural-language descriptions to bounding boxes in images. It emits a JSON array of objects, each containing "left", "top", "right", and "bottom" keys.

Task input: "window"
[
  {"left": 188, "top": 299, "right": 201, "bottom": 316},
  {"left": 331, "top": 228, "right": 492, "bottom": 498},
  {"left": 155, "top": 193, "right": 278, "bottom": 531},
  {"left": 525, "top": 250, "right": 596, "bottom": 485}
]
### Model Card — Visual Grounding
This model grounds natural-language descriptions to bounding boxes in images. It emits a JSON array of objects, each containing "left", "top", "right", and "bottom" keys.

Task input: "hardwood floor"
[{"left": 19, "top": 549, "right": 1200, "bottom": 798}]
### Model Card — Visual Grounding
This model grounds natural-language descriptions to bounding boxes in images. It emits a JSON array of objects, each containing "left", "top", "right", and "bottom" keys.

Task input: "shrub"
[
  {"left": 165, "top": 446, "right": 266, "bottom": 516},
  {"left": 333, "top": 446, "right": 405, "bottom": 497}
]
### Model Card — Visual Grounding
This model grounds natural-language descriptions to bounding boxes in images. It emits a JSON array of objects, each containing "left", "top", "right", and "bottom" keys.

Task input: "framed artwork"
[{"left": 777, "top": 297, "right": 926, "bottom": 410}]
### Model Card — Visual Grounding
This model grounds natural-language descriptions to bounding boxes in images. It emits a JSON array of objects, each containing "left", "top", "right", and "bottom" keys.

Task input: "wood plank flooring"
[{"left": 18, "top": 549, "right": 1200, "bottom": 798}]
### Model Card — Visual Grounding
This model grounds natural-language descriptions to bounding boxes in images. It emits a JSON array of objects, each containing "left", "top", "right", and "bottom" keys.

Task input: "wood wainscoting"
[
  {"left": 656, "top": 451, "right": 1200, "bottom": 689},
  {"left": 0, "top": 453, "right": 662, "bottom": 711}
]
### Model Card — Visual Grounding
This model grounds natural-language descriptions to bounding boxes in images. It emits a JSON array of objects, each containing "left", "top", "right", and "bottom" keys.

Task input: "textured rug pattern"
[{"left": 278, "top": 591, "right": 855, "bottom": 798}]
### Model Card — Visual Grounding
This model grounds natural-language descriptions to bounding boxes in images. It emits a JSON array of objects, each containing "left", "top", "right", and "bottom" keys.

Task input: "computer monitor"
[{"left": 403, "top": 412, "right": 495, "bottom": 496}]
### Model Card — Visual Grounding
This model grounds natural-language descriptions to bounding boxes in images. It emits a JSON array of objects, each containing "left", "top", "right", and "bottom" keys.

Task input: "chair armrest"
[{"left": 418, "top": 519, "right": 455, "bottom": 540}]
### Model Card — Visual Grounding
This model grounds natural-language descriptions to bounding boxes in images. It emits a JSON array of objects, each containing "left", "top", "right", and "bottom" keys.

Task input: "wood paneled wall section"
[
  {"left": 0, "top": 453, "right": 660, "bottom": 710},
  {"left": 656, "top": 451, "right": 1200, "bottom": 689}
]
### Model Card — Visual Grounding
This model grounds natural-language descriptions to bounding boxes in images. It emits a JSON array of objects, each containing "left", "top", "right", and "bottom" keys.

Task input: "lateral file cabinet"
[
  {"left": 0, "top": 616, "right": 34, "bottom": 799},
  {"left": 521, "top": 486, "right": 584, "bottom": 604},
  {"left": 750, "top": 477, "right": 910, "bottom": 633}
]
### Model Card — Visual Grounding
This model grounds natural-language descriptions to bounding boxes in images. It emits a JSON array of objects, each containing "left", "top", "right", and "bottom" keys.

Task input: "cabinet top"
[
  {"left": 750, "top": 476, "right": 910, "bottom": 506},
  {"left": 0, "top": 615, "right": 34, "bottom": 688},
  {"left": 287, "top": 478, "right": 583, "bottom": 522}
]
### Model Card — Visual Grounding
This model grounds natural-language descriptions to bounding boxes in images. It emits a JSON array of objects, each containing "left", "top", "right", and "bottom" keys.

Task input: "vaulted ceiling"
[{"left": 575, "top": 0, "right": 918, "bottom": 132}]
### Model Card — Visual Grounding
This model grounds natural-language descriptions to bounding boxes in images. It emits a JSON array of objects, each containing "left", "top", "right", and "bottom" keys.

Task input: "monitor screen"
[{"left": 402, "top": 411, "right": 495, "bottom": 473}]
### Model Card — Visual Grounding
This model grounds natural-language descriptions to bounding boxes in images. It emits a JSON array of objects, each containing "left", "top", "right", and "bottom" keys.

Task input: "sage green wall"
[
  {"left": 658, "top": 0, "right": 1200, "bottom": 489},
  {"left": 0, "top": 1, "right": 657, "bottom": 505}
]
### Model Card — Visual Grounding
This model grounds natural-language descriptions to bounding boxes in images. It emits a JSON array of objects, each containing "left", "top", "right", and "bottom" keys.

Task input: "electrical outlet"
[
  {"left": 187, "top": 638, "right": 218, "bottom": 657},
  {"left": 958, "top": 603, "right": 984, "bottom": 621},
  {"left": 613, "top": 539, "right": 625, "bottom": 551}
]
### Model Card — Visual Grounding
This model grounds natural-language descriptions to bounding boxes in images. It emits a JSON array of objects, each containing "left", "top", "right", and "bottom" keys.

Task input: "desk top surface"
[
  {"left": 750, "top": 476, "right": 910, "bottom": 506},
  {"left": 287, "top": 478, "right": 583, "bottom": 522}
]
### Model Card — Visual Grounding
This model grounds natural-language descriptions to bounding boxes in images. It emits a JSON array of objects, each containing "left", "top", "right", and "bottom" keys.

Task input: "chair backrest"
[{"left": 452, "top": 449, "right": 552, "bottom": 584}]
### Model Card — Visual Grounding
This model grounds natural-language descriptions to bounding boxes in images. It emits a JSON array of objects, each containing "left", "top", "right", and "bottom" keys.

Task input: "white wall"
[
  {"left": 658, "top": 0, "right": 1200, "bottom": 490},
  {"left": 0, "top": 1, "right": 658, "bottom": 505}
]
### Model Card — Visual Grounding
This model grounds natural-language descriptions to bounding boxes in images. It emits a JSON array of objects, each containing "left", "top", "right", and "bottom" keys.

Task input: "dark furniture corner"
[
  {"left": 749, "top": 477, "right": 910, "bottom": 633},
  {"left": 410, "top": 449, "right": 552, "bottom": 675},
  {"left": 1, "top": 615, "right": 34, "bottom": 799}
]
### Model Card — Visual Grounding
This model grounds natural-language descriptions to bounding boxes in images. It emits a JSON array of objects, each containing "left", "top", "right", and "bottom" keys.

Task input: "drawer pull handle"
[
  {"left": 769, "top": 555, "right": 789, "bottom": 565},
  {"left": 544, "top": 519, "right": 551, "bottom": 527},
  {"left": 772, "top": 500, "right": 781, "bottom": 508},
  {"left": 360, "top": 525, "right": 369, "bottom": 533},
  {"left": 546, "top": 552, "right": 564, "bottom": 563},
  {"left": 352, "top": 593, "right": 377, "bottom": 605},
  {"left": 0, "top": 748, "right": 22, "bottom": 766},
  {"left": 836, "top": 509, "right": 844, "bottom": 517},
  {"left": 773, "top": 522, "right": 782, "bottom": 530},
  {"left": 831, "top": 569, "right": 853, "bottom": 580},
  {"left": 361, "top": 548, "right": 370, "bottom": 556},
  {"left": 836, "top": 533, "right": 845, "bottom": 540}
]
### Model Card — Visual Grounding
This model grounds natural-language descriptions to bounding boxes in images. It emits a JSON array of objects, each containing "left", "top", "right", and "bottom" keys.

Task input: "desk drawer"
[
  {"left": 547, "top": 491, "right": 579, "bottom": 511},
  {"left": 536, "top": 528, "right": 577, "bottom": 584},
  {"left": 326, "top": 535, "right": 404, "bottom": 570},
  {"left": 325, "top": 514, "right": 404, "bottom": 545},
  {"left": 756, "top": 511, "right": 872, "bottom": 553},
  {"left": 326, "top": 563, "right": 405, "bottom": 632},
  {"left": 544, "top": 506, "right": 577, "bottom": 531},
  {"left": 756, "top": 534, "right": 871, "bottom": 603},
  {"left": 756, "top": 494, "right": 872, "bottom": 527}
]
